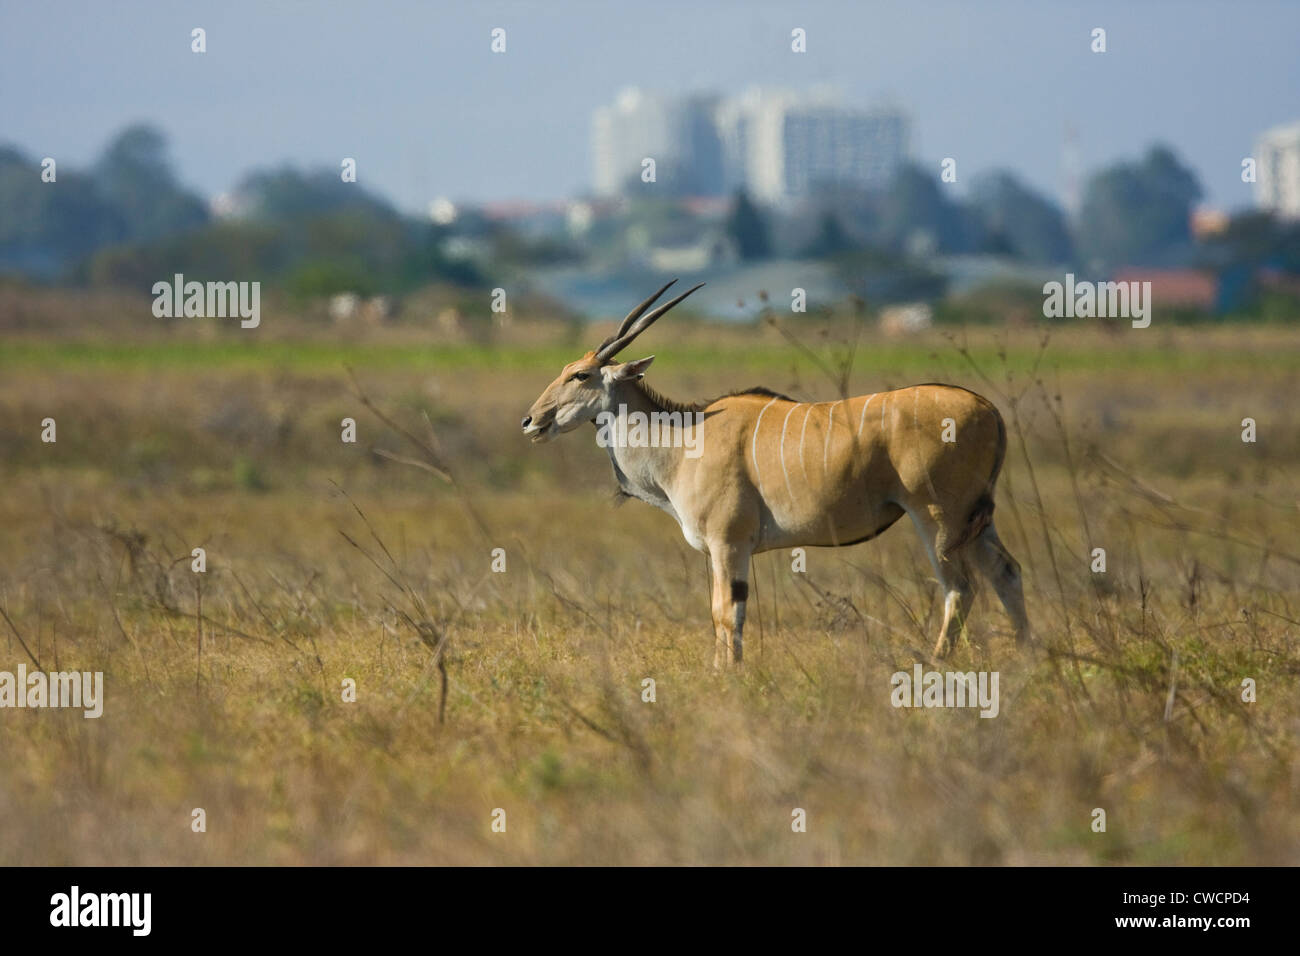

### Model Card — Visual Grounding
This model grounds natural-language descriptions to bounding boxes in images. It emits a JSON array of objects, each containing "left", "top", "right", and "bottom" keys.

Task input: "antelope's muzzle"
[{"left": 521, "top": 412, "right": 555, "bottom": 442}]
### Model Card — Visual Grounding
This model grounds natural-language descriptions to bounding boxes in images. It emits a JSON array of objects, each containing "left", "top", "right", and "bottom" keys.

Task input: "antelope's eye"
[{"left": 571, "top": 371, "right": 590, "bottom": 383}]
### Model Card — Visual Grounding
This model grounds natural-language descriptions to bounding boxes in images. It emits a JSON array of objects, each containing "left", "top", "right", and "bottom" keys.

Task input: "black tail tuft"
[{"left": 944, "top": 491, "right": 995, "bottom": 557}]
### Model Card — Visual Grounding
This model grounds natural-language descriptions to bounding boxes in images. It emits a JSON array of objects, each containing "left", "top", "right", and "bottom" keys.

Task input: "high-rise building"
[
  {"left": 591, "top": 88, "right": 724, "bottom": 197},
  {"left": 1255, "top": 121, "right": 1300, "bottom": 220},
  {"left": 736, "top": 89, "right": 909, "bottom": 203},
  {"left": 592, "top": 87, "right": 910, "bottom": 203}
]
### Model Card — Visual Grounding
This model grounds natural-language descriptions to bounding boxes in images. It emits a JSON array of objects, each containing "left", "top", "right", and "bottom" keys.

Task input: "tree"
[
  {"left": 1202, "top": 210, "right": 1300, "bottom": 275},
  {"left": 801, "top": 211, "right": 856, "bottom": 259},
  {"left": 0, "top": 147, "right": 124, "bottom": 277},
  {"left": 874, "top": 164, "right": 980, "bottom": 256},
  {"left": 969, "top": 170, "right": 1074, "bottom": 263},
  {"left": 726, "top": 189, "right": 771, "bottom": 260},
  {"left": 95, "top": 124, "right": 209, "bottom": 242},
  {"left": 1076, "top": 144, "right": 1202, "bottom": 270},
  {"left": 235, "top": 167, "right": 398, "bottom": 223}
]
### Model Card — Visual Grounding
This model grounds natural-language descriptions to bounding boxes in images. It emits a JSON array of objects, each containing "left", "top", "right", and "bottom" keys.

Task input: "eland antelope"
[{"left": 521, "top": 280, "right": 1029, "bottom": 667}]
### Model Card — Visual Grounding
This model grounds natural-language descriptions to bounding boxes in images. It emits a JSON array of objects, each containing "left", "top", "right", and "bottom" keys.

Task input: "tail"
[{"left": 942, "top": 400, "right": 1006, "bottom": 558}]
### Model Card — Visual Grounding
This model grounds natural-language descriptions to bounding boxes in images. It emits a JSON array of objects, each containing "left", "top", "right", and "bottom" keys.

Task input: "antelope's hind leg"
[
  {"left": 934, "top": 558, "right": 975, "bottom": 659},
  {"left": 969, "top": 523, "right": 1030, "bottom": 646},
  {"left": 908, "top": 505, "right": 975, "bottom": 658}
]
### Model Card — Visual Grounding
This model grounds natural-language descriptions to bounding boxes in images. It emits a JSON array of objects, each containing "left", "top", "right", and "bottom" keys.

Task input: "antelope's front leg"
[{"left": 709, "top": 545, "right": 750, "bottom": 669}]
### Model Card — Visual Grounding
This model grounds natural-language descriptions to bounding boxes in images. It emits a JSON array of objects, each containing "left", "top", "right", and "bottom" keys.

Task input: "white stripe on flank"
[
  {"left": 857, "top": 393, "right": 876, "bottom": 437},
  {"left": 823, "top": 400, "right": 840, "bottom": 473},
  {"left": 915, "top": 390, "right": 939, "bottom": 498},
  {"left": 881, "top": 393, "right": 889, "bottom": 430},
  {"left": 779, "top": 404, "right": 799, "bottom": 504},
  {"left": 751, "top": 396, "right": 780, "bottom": 487},
  {"left": 797, "top": 405, "right": 812, "bottom": 485}
]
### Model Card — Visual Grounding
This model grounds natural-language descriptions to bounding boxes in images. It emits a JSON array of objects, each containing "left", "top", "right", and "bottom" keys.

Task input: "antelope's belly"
[{"left": 757, "top": 490, "right": 901, "bottom": 551}]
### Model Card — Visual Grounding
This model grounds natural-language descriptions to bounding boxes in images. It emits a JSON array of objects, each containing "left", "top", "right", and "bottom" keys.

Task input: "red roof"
[{"left": 1111, "top": 269, "right": 1217, "bottom": 309}]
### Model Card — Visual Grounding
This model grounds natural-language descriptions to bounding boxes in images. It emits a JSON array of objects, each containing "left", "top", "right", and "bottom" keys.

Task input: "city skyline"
[{"left": 3, "top": 1, "right": 1298, "bottom": 215}]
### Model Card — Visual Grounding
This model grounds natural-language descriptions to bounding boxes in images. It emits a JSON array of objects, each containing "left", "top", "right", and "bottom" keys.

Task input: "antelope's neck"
[{"left": 596, "top": 381, "right": 692, "bottom": 515}]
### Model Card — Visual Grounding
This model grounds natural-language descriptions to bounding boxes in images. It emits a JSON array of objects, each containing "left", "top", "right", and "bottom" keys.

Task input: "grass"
[
  {"left": 0, "top": 317, "right": 1297, "bottom": 865},
  {"left": 4, "top": 321, "right": 1300, "bottom": 375}
]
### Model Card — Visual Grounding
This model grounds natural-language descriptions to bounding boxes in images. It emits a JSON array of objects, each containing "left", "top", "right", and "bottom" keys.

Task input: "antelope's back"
[{"left": 698, "top": 386, "right": 1003, "bottom": 545}]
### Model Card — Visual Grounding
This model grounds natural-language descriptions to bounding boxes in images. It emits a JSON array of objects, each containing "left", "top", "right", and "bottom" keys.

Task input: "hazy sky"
[{"left": 3, "top": 0, "right": 1296, "bottom": 214}]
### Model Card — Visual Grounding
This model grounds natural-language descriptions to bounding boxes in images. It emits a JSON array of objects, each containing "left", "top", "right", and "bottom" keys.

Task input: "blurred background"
[{"left": 3, "top": 0, "right": 1299, "bottom": 330}]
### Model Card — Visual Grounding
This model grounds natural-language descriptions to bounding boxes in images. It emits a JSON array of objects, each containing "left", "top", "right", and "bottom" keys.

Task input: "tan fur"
[{"left": 522, "top": 284, "right": 1029, "bottom": 667}]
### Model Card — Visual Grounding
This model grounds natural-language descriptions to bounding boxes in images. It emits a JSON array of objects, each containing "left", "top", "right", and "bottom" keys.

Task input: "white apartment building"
[
  {"left": 727, "top": 88, "right": 909, "bottom": 204},
  {"left": 1255, "top": 121, "right": 1300, "bottom": 220},
  {"left": 593, "top": 87, "right": 910, "bottom": 203},
  {"left": 591, "top": 88, "right": 724, "bottom": 197}
]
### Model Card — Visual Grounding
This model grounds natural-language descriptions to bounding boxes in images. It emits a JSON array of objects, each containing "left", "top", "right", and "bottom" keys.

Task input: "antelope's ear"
[{"left": 604, "top": 355, "right": 655, "bottom": 381}]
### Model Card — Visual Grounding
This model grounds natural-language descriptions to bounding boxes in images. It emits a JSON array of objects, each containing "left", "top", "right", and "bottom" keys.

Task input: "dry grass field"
[{"left": 1, "top": 309, "right": 1297, "bottom": 865}]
